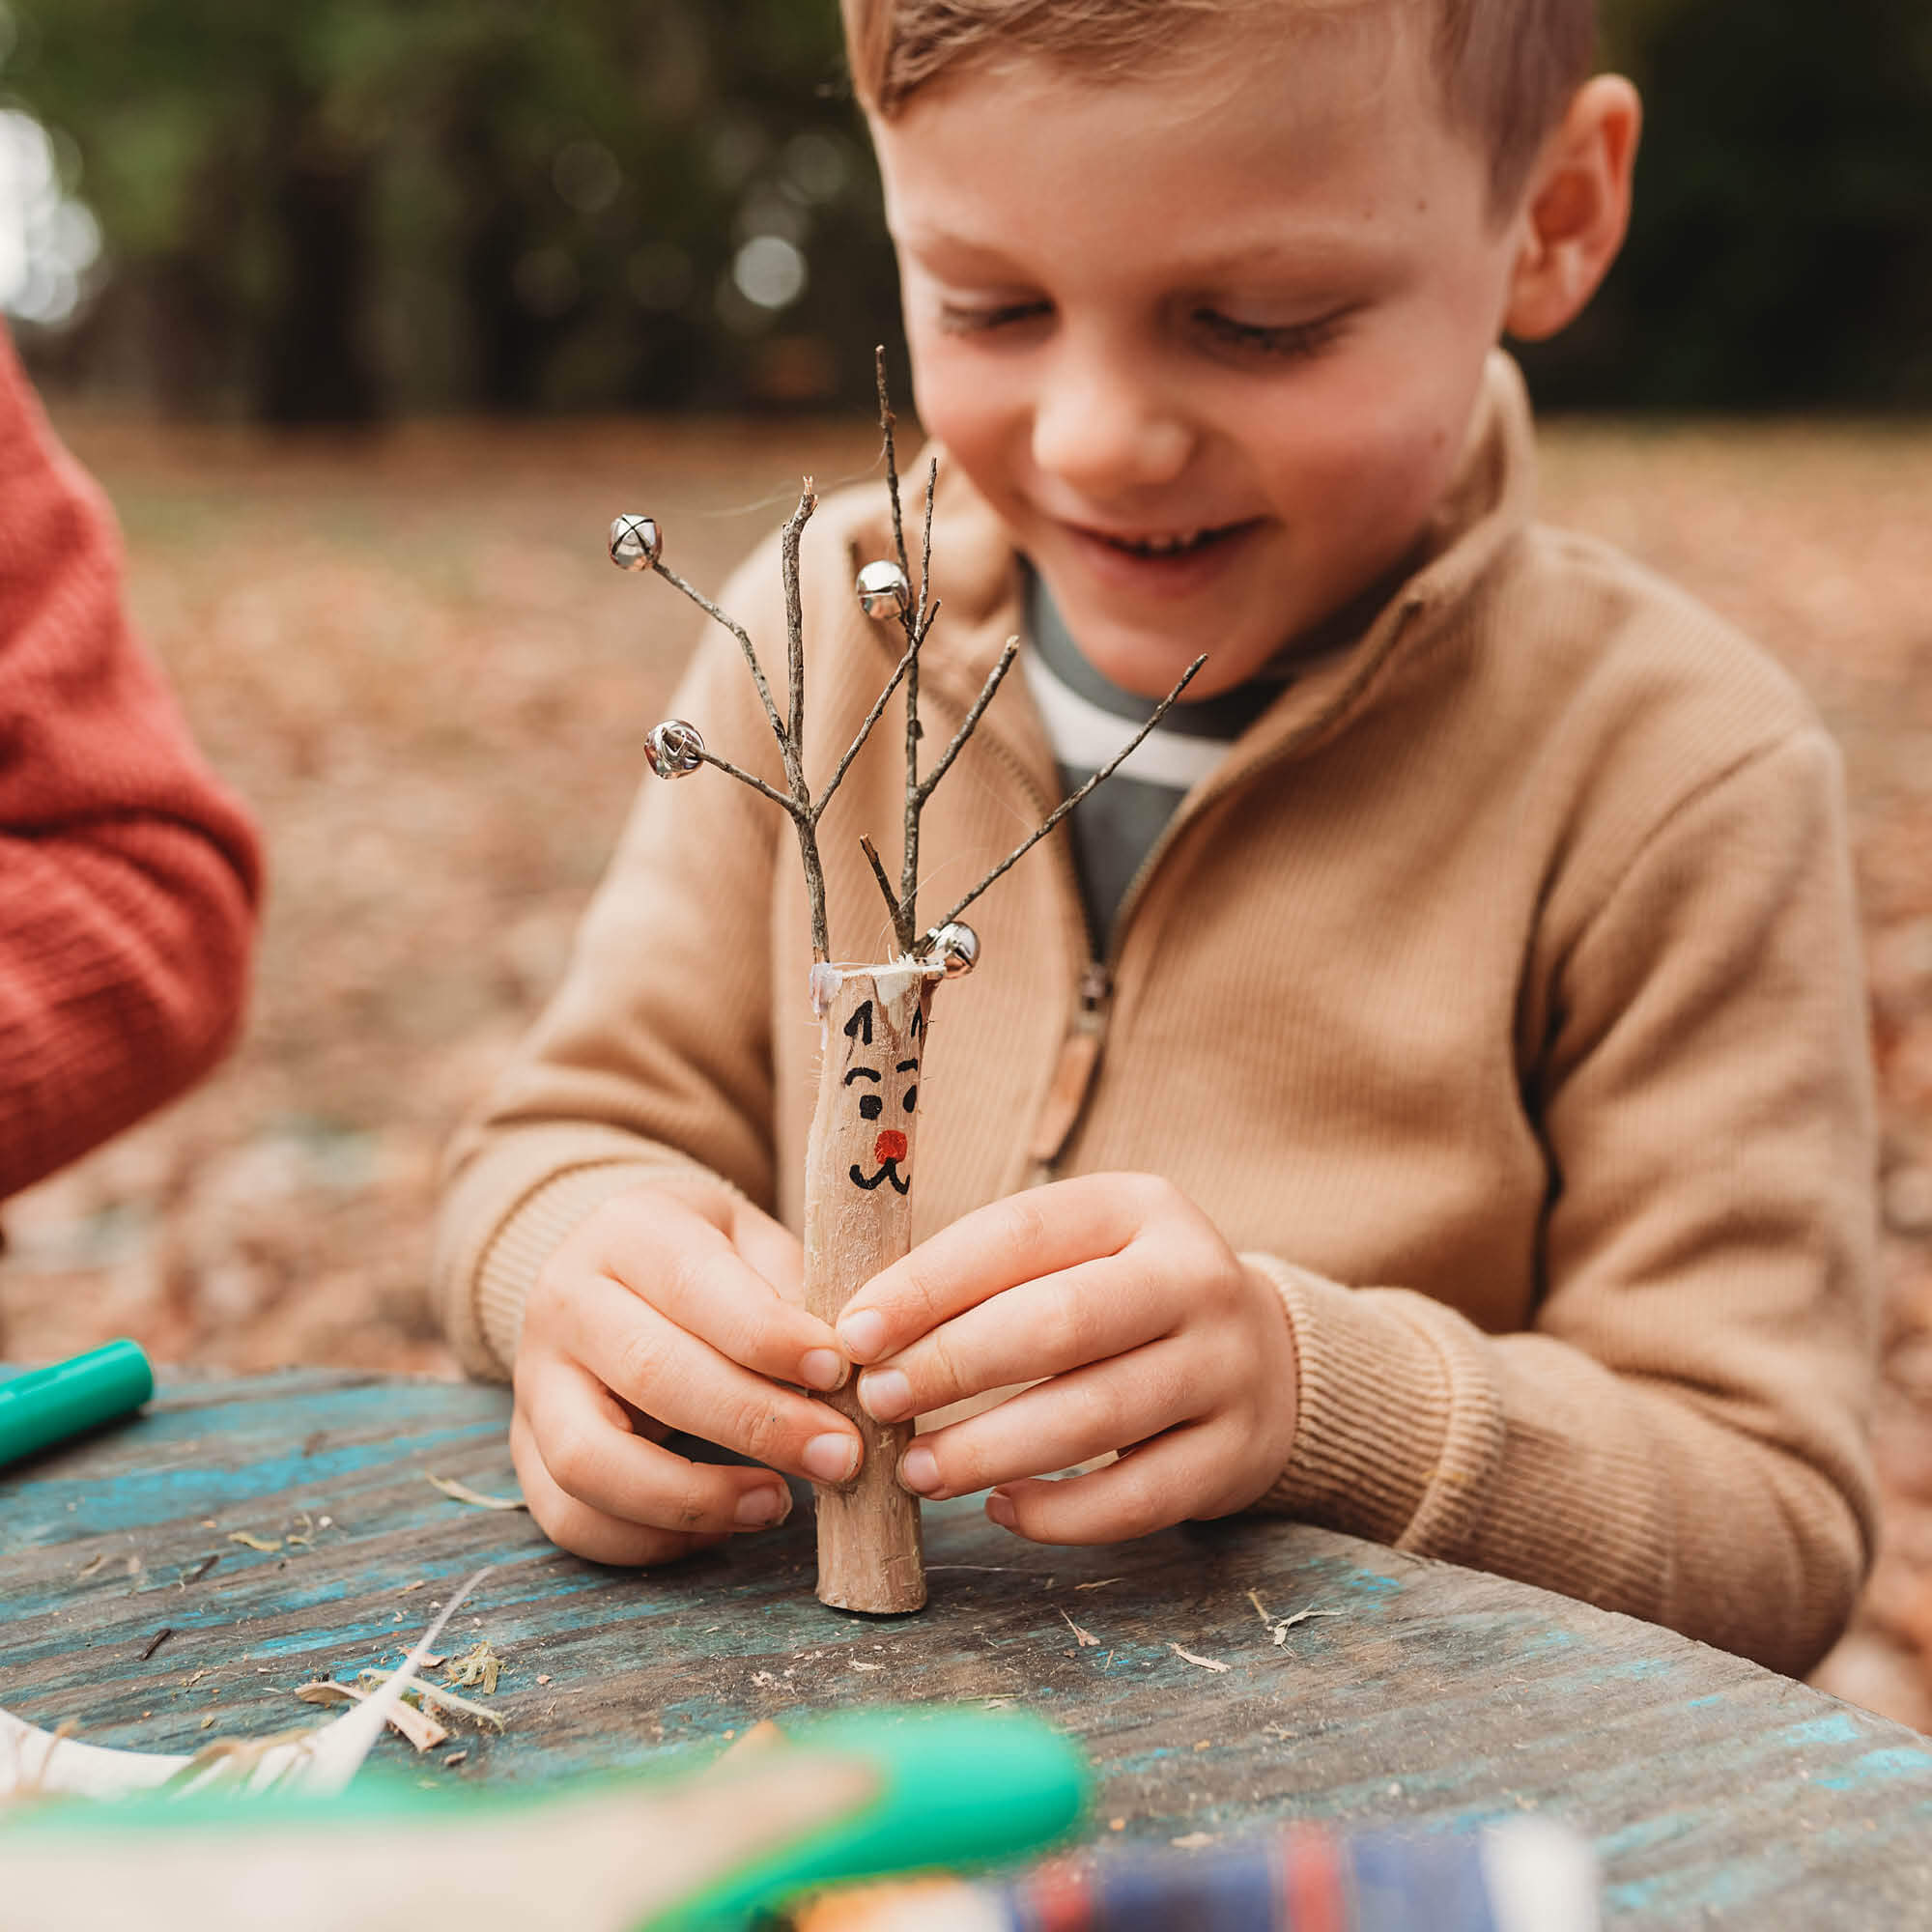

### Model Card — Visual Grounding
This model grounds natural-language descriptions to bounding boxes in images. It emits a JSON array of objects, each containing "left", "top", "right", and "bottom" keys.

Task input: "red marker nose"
[{"left": 875, "top": 1129, "right": 908, "bottom": 1165}]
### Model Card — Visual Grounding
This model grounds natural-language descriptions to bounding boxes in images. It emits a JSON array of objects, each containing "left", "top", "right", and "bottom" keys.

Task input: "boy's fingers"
[
  {"left": 518, "top": 1357, "right": 799, "bottom": 1541},
  {"left": 853, "top": 1254, "right": 1172, "bottom": 1424},
  {"left": 893, "top": 1347, "right": 1198, "bottom": 1501},
  {"left": 590, "top": 1194, "right": 843, "bottom": 1389},
  {"left": 726, "top": 1197, "right": 808, "bottom": 1307},
  {"left": 510, "top": 1391, "right": 742, "bottom": 1565},
  {"left": 565, "top": 1276, "right": 864, "bottom": 1488},
  {"left": 838, "top": 1175, "right": 1151, "bottom": 1362},
  {"left": 983, "top": 1428, "right": 1218, "bottom": 1545}
]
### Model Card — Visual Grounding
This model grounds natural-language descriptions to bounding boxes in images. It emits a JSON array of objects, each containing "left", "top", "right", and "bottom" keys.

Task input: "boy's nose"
[
  {"left": 874, "top": 1129, "right": 908, "bottom": 1166},
  {"left": 1031, "top": 361, "right": 1192, "bottom": 495}
]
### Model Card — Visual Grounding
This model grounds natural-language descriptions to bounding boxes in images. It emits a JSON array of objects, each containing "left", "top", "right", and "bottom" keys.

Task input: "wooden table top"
[{"left": 5, "top": 1368, "right": 1931, "bottom": 1926}]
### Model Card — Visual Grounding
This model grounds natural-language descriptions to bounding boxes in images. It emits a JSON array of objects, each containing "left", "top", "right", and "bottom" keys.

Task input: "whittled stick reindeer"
[{"left": 611, "top": 354, "right": 1201, "bottom": 1613}]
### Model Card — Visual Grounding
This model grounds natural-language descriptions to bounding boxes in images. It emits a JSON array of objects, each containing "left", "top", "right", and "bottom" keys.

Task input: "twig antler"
[
  {"left": 611, "top": 348, "right": 1205, "bottom": 967},
  {"left": 613, "top": 508, "right": 910, "bottom": 962}
]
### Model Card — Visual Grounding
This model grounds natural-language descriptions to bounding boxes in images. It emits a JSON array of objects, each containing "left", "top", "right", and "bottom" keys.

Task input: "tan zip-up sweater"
[{"left": 436, "top": 356, "right": 1877, "bottom": 1677}]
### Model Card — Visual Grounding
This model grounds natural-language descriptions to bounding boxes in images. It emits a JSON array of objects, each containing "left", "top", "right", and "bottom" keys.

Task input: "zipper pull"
[{"left": 1026, "top": 963, "right": 1113, "bottom": 1173}]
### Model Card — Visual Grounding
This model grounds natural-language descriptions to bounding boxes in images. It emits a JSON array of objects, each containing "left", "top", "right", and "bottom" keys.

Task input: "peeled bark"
[{"left": 801, "top": 960, "right": 939, "bottom": 1613}]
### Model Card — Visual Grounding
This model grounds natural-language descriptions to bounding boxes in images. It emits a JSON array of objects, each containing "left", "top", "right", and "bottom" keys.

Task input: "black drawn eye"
[
  {"left": 902, "top": 1086, "right": 918, "bottom": 1113},
  {"left": 859, "top": 1093, "right": 883, "bottom": 1121}
]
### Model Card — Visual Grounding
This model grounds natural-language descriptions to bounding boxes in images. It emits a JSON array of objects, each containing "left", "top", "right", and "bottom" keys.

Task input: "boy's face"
[{"left": 872, "top": 15, "right": 1530, "bottom": 698}]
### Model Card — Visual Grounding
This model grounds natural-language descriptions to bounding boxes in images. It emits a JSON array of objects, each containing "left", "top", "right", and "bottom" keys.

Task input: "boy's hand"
[
  {"left": 836, "top": 1174, "right": 1300, "bottom": 1545},
  {"left": 510, "top": 1176, "right": 861, "bottom": 1566}
]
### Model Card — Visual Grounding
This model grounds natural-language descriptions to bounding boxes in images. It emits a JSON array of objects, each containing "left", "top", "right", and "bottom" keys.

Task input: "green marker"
[
  {"left": 0, "top": 1338, "right": 155, "bottom": 1469},
  {"left": 662, "top": 1705, "right": 1090, "bottom": 1927},
  {"left": 0, "top": 1704, "right": 1089, "bottom": 1930}
]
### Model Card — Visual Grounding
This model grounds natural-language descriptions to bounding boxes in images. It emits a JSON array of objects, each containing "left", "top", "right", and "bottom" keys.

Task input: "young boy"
[{"left": 435, "top": 0, "right": 1877, "bottom": 1678}]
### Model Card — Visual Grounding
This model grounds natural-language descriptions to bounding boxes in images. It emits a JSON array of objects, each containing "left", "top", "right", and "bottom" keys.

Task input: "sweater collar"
[{"left": 841, "top": 349, "right": 1539, "bottom": 790}]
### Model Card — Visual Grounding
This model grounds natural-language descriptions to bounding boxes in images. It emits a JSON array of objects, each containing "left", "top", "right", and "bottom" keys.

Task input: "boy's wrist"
[{"left": 1238, "top": 1253, "right": 1505, "bottom": 1558}]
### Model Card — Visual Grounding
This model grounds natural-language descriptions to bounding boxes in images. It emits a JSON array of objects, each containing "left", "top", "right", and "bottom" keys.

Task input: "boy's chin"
[{"left": 1061, "top": 613, "right": 1284, "bottom": 702}]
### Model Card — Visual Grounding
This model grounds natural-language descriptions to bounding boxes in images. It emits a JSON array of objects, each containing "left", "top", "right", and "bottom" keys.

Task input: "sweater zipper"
[
  {"left": 881, "top": 600, "right": 1416, "bottom": 1182},
  {"left": 1025, "top": 959, "right": 1112, "bottom": 1179},
  {"left": 940, "top": 670, "right": 1316, "bottom": 1184},
  {"left": 922, "top": 687, "right": 1109, "bottom": 1182},
  {"left": 1025, "top": 619, "right": 1418, "bottom": 1177},
  {"left": 1016, "top": 789, "right": 1191, "bottom": 1181}
]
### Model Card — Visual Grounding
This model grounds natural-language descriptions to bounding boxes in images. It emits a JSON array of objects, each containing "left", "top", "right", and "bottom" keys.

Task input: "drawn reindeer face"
[{"left": 840, "top": 996, "right": 923, "bottom": 1196}]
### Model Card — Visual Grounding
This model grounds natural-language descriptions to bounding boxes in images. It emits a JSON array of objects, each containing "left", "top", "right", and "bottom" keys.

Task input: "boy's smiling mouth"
[
  {"left": 1090, "top": 522, "right": 1254, "bottom": 557},
  {"left": 1056, "top": 515, "right": 1266, "bottom": 598}
]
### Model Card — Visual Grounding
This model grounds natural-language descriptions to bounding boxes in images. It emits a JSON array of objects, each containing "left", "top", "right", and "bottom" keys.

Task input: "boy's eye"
[
  {"left": 859, "top": 1094, "right": 883, "bottom": 1121},
  {"left": 937, "top": 299, "right": 1052, "bottom": 335},
  {"left": 1194, "top": 307, "right": 1350, "bottom": 359}
]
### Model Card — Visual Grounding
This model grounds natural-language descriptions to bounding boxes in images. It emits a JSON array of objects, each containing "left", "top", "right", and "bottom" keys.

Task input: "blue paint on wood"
[{"left": 5, "top": 1369, "right": 1931, "bottom": 1929}]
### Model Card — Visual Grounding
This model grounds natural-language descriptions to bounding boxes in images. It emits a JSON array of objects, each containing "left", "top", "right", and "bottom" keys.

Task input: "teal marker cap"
[{"left": 0, "top": 1338, "right": 155, "bottom": 1469}]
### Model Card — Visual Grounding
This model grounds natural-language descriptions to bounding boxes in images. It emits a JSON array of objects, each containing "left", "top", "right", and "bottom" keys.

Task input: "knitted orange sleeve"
[{"left": 0, "top": 327, "right": 262, "bottom": 1200}]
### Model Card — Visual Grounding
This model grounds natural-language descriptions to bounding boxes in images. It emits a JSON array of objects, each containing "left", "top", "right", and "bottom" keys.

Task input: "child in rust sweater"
[
  {"left": 437, "top": 0, "right": 1877, "bottom": 1676},
  {"left": 0, "top": 327, "right": 260, "bottom": 1206}
]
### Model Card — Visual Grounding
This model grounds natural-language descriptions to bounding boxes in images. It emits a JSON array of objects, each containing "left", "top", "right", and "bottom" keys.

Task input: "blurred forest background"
[
  {"left": 1, "top": 0, "right": 1929, "bottom": 416},
  {"left": 2, "top": 1, "right": 1932, "bottom": 1728}
]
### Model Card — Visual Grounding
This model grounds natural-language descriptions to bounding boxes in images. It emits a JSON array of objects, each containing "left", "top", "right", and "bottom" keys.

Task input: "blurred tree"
[
  {"left": 4, "top": 0, "right": 901, "bottom": 420},
  {"left": 3, "top": 0, "right": 1929, "bottom": 415},
  {"left": 1522, "top": 0, "right": 1932, "bottom": 408}
]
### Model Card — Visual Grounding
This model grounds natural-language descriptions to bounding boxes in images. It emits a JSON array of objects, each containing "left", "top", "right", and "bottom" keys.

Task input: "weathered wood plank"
[{"left": 3, "top": 1370, "right": 1929, "bottom": 1927}]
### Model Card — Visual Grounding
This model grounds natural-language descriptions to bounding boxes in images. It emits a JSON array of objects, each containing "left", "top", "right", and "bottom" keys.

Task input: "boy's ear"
[{"left": 1503, "top": 75, "right": 1642, "bottom": 342}]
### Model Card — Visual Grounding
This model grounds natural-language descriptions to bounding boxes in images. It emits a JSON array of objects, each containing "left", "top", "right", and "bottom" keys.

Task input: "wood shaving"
[
  {"left": 1171, "top": 1831, "right": 1217, "bottom": 1850},
  {"left": 1057, "top": 1607, "right": 1100, "bottom": 1648},
  {"left": 76, "top": 1552, "right": 108, "bottom": 1579},
  {"left": 445, "top": 1641, "right": 503, "bottom": 1694},
  {"left": 1278, "top": 1606, "right": 1344, "bottom": 1629},
  {"left": 355, "top": 1670, "right": 504, "bottom": 1732},
  {"left": 226, "top": 1531, "right": 283, "bottom": 1553},
  {"left": 399, "top": 1579, "right": 426, "bottom": 1594},
  {"left": 850, "top": 1660, "right": 883, "bottom": 1672},
  {"left": 180, "top": 1554, "right": 221, "bottom": 1585},
  {"left": 425, "top": 1473, "right": 528, "bottom": 1512},
  {"left": 1169, "top": 1644, "right": 1230, "bottom": 1674},
  {"left": 443, "top": 1749, "right": 469, "bottom": 1769},
  {"left": 1074, "top": 1577, "right": 1122, "bottom": 1591},
  {"left": 1249, "top": 1589, "right": 1344, "bottom": 1644},
  {"left": 295, "top": 1682, "right": 448, "bottom": 1752}
]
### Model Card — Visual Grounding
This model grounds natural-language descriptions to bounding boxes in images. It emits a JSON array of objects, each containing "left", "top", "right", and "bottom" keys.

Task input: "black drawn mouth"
[{"left": 850, "top": 1160, "right": 911, "bottom": 1196}]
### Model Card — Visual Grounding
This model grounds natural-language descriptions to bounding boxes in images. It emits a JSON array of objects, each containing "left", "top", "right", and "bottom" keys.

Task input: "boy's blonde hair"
[{"left": 841, "top": 0, "right": 1597, "bottom": 204}]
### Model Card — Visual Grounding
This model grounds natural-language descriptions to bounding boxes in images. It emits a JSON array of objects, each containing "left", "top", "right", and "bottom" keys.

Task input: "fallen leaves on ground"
[{"left": 0, "top": 411, "right": 1925, "bottom": 1727}]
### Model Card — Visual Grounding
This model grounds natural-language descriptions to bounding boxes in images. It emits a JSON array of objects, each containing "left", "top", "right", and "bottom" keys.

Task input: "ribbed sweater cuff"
[
  {"left": 1242, "top": 1254, "right": 1505, "bottom": 1557},
  {"left": 468, "top": 1162, "right": 664, "bottom": 1378}
]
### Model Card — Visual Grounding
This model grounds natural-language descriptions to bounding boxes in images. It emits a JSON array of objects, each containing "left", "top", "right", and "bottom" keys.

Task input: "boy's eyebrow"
[
  {"left": 899, "top": 225, "right": 1404, "bottom": 286},
  {"left": 843, "top": 1066, "right": 881, "bottom": 1084}
]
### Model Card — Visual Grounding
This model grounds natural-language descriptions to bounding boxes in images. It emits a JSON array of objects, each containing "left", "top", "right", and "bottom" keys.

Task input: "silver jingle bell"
[
  {"left": 643, "top": 719, "right": 705, "bottom": 779},
  {"left": 610, "top": 514, "right": 663, "bottom": 572},
  {"left": 855, "top": 558, "right": 911, "bottom": 620},
  {"left": 926, "top": 921, "right": 980, "bottom": 978}
]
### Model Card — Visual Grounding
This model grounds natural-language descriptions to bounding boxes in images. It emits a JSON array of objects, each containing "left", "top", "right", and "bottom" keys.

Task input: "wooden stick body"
[{"left": 802, "top": 962, "right": 937, "bottom": 1613}]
